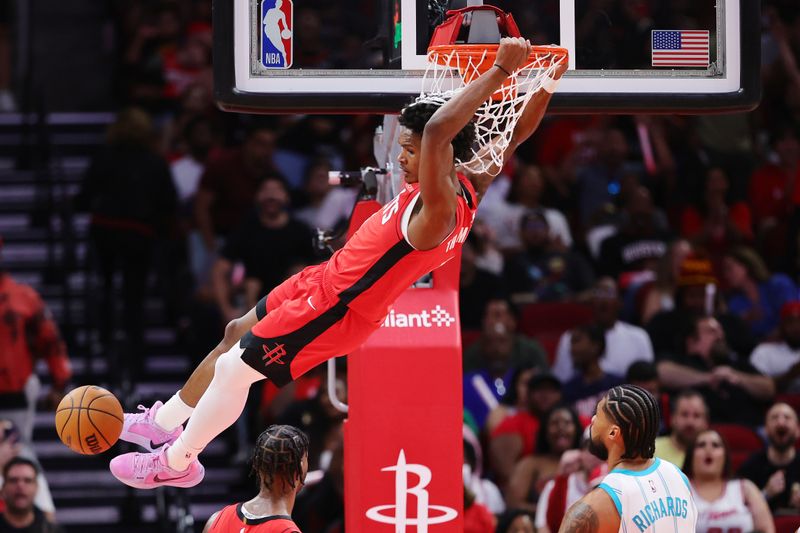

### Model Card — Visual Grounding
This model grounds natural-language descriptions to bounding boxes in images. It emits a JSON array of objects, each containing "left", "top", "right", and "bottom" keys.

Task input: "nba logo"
[{"left": 261, "top": 0, "right": 293, "bottom": 68}]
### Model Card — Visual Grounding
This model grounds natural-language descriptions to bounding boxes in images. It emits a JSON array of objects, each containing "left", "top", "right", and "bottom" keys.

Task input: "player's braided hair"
[
  {"left": 398, "top": 95, "right": 476, "bottom": 162},
  {"left": 251, "top": 425, "right": 309, "bottom": 493},
  {"left": 602, "top": 384, "right": 660, "bottom": 460}
]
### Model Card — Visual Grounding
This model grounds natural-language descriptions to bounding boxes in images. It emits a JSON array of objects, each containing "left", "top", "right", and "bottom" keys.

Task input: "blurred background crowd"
[{"left": 2, "top": 0, "right": 800, "bottom": 532}]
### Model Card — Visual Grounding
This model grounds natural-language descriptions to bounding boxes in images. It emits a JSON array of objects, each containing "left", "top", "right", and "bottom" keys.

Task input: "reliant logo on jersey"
[
  {"left": 260, "top": 0, "right": 293, "bottom": 68},
  {"left": 382, "top": 305, "right": 456, "bottom": 328}
]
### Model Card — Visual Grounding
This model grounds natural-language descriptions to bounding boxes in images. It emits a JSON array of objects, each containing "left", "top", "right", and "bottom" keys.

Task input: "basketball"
[
  {"left": 281, "top": 29, "right": 291, "bottom": 39},
  {"left": 55, "top": 385, "right": 124, "bottom": 455}
]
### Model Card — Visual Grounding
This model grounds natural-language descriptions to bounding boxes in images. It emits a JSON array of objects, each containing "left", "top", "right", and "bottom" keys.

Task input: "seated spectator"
[
  {"left": 562, "top": 324, "right": 623, "bottom": 421},
  {"left": 680, "top": 167, "right": 752, "bottom": 266},
  {"left": 459, "top": 235, "right": 507, "bottom": 331},
  {"left": 291, "top": 158, "right": 334, "bottom": 229},
  {"left": 0, "top": 425, "right": 54, "bottom": 522},
  {"left": 496, "top": 509, "right": 535, "bottom": 533},
  {"left": 480, "top": 163, "right": 573, "bottom": 253},
  {"left": 574, "top": 127, "right": 641, "bottom": 229},
  {"left": 489, "top": 373, "right": 563, "bottom": 492},
  {"left": 170, "top": 115, "right": 216, "bottom": 219},
  {"left": 722, "top": 246, "right": 799, "bottom": 341},
  {"left": 646, "top": 254, "right": 754, "bottom": 358},
  {"left": 654, "top": 390, "right": 709, "bottom": 467},
  {"left": 1, "top": 458, "right": 62, "bottom": 532},
  {"left": 657, "top": 315, "right": 774, "bottom": 426},
  {"left": 534, "top": 430, "right": 606, "bottom": 533},
  {"left": 596, "top": 185, "right": 670, "bottom": 280},
  {"left": 486, "top": 366, "right": 537, "bottom": 433},
  {"left": 553, "top": 278, "right": 654, "bottom": 382},
  {"left": 626, "top": 361, "right": 668, "bottom": 435},
  {"left": 213, "top": 175, "right": 316, "bottom": 322},
  {"left": 751, "top": 301, "right": 800, "bottom": 393},
  {"left": 739, "top": 403, "right": 800, "bottom": 514},
  {"left": 506, "top": 405, "right": 582, "bottom": 511},
  {"left": 639, "top": 238, "right": 693, "bottom": 325},
  {"left": 684, "top": 429, "right": 774, "bottom": 533},
  {"left": 503, "top": 210, "right": 594, "bottom": 302},
  {"left": 625, "top": 361, "right": 660, "bottom": 398},
  {"left": 463, "top": 429, "right": 505, "bottom": 514},
  {"left": 463, "top": 299, "right": 548, "bottom": 430},
  {"left": 469, "top": 219, "right": 504, "bottom": 276}
]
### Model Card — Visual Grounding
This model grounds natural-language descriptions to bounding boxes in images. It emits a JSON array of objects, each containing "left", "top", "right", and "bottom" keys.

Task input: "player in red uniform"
[
  {"left": 204, "top": 425, "right": 307, "bottom": 533},
  {"left": 110, "top": 37, "right": 568, "bottom": 488}
]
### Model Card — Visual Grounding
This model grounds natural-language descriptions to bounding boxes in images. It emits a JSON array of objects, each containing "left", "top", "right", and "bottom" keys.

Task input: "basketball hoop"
[{"left": 423, "top": 5, "right": 568, "bottom": 176}]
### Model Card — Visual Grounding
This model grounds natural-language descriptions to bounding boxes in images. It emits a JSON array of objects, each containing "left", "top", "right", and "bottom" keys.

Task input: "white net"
[{"left": 424, "top": 45, "right": 567, "bottom": 176}]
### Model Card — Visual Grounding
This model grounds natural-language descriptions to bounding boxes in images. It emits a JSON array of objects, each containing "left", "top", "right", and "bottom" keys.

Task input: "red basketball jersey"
[
  {"left": 322, "top": 174, "right": 477, "bottom": 322},
  {"left": 208, "top": 503, "right": 301, "bottom": 532}
]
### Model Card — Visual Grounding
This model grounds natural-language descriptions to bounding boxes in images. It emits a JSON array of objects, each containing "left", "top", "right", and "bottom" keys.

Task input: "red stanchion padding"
[{"left": 345, "top": 258, "right": 464, "bottom": 532}]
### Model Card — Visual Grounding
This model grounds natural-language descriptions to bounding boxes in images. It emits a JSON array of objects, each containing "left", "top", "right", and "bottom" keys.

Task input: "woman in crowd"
[
  {"left": 533, "top": 429, "right": 606, "bottom": 533},
  {"left": 722, "top": 245, "right": 799, "bottom": 340},
  {"left": 683, "top": 429, "right": 774, "bottom": 533},
  {"left": 506, "top": 405, "right": 582, "bottom": 512}
]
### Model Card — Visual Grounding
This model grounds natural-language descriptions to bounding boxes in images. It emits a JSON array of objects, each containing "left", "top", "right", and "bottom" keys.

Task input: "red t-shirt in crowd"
[{"left": 491, "top": 411, "right": 540, "bottom": 456}]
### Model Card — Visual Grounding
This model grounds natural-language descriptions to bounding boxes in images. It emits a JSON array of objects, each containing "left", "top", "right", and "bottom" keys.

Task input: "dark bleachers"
[{"left": 0, "top": 112, "right": 250, "bottom": 532}]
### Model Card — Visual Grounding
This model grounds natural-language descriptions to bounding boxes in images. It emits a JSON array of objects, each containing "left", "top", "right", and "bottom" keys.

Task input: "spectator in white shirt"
[
  {"left": 750, "top": 301, "right": 800, "bottom": 393},
  {"left": 552, "top": 277, "right": 654, "bottom": 382}
]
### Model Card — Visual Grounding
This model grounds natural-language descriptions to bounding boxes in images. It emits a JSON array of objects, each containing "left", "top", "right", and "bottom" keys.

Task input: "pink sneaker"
[
  {"left": 109, "top": 445, "right": 204, "bottom": 489},
  {"left": 119, "top": 402, "right": 182, "bottom": 452}
]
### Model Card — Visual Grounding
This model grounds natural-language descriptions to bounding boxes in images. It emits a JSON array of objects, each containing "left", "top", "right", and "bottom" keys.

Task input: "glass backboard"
[{"left": 214, "top": 0, "right": 760, "bottom": 114}]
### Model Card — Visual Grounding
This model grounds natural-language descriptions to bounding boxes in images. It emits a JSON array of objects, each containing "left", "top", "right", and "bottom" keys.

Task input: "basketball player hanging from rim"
[
  {"left": 558, "top": 384, "right": 698, "bottom": 533},
  {"left": 109, "top": 37, "right": 568, "bottom": 489}
]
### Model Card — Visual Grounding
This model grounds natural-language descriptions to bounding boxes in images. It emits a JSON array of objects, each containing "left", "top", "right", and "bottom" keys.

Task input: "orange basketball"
[{"left": 55, "top": 385, "right": 123, "bottom": 455}]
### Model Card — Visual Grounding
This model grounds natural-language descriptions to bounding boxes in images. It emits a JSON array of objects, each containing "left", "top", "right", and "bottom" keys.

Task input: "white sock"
[
  {"left": 155, "top": 391, "right": 194, "bottom": 432},
  {"left": 166, "top": 434, "right": 204, "bottom": 472},
  {"left": 165, "top": 345, "right": 264, "bottom": 471}
]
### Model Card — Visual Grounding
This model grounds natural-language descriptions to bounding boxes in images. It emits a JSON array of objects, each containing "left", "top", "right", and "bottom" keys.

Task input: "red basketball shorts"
[{"left": 240, "top": 263, "right": 380, "bottom": 387}]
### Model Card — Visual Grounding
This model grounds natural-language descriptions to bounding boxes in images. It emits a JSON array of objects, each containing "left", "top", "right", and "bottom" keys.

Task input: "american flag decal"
[{"left": 651, "top": 30, "right": 710, "bottom": 67}]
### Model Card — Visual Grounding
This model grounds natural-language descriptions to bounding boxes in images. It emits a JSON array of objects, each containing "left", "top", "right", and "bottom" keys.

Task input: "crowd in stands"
[{"left": 3, "top": 0, "right": 800, "bottom": 531}]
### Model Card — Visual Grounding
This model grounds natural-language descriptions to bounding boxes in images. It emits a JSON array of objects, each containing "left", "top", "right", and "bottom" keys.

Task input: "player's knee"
[
  {"left": 213, "top": 346, "right": 244, "bottom": 383},
  {"left": 223, "top": 319, "right": 240, "bottom": 344}
]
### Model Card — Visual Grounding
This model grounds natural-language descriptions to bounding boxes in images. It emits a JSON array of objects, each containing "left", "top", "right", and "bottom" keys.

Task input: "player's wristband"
[
  {"left": 541, "top": 73, "right": 561, "bottom": 94},
  {"left": 494, "top": 63, "right": 512, "bottom": 77}
]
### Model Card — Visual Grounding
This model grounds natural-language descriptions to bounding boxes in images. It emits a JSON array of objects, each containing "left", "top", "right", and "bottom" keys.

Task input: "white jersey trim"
[
  {"left": 399, "top": 189, "right": 463, "bottom": 251},
  {"left": 399, "top": 190, "right": 421, "bottom": 250}
]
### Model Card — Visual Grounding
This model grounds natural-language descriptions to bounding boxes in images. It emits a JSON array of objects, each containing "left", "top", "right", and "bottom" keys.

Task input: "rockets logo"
[{"left": 261, "top": 0, "right": 293, "bottom": 68}]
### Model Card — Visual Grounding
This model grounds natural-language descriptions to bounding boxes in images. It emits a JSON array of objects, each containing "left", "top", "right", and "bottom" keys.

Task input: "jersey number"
[{"left": 382, "top": 196, "right": 401, "bottom": 225}]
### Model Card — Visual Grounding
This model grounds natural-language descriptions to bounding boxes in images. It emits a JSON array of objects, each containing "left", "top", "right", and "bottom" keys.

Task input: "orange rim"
[{"left": 427, "top": 44, "right": 568, "bottom": 75}]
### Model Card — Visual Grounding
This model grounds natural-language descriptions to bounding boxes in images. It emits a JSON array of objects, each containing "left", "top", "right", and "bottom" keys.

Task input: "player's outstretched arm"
[
  {"left": 558, "top": 488, "right": 619, "bottom": 533},
  {"left": 410, "top": 37, "right": 531, "bottom": 249},
  {"left": 506, "top": 58, "right": 567, "bottom": 156},
  {"left": 467, "top": 56, "right": 568, "bottom": 201}
]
